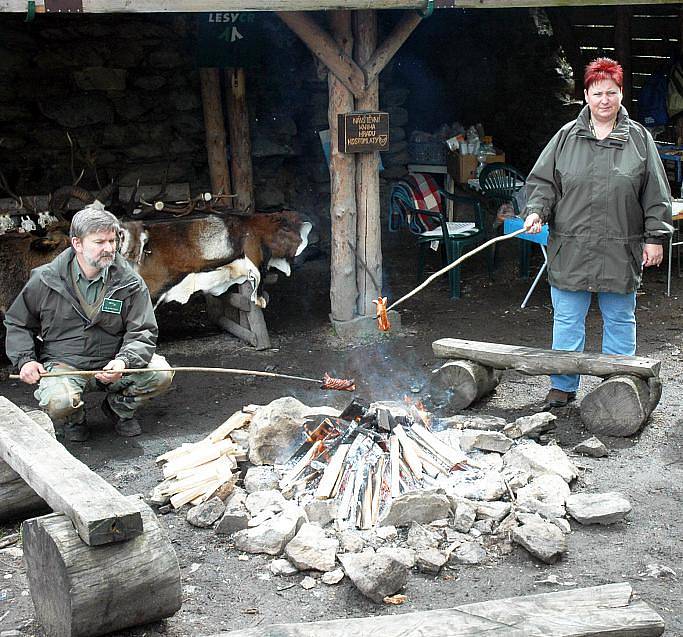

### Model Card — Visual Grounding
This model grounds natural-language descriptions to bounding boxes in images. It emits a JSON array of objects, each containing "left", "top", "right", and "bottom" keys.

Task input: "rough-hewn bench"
[
  {"left": 431, "top": 339, "right": 662, "bottom": 437},
  {"left": 0, "top": 396, "right": 182, "bottom": 636}
]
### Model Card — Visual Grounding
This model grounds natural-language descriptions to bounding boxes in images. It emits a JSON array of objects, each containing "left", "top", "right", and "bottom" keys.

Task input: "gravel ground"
[{"left": 1, "top": 232, "right": 681, "bottom": 636}]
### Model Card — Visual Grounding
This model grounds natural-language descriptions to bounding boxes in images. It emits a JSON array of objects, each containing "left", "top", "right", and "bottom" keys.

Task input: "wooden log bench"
[
  {"left": 0, "top": 407, "right": 53, "bottom": 522},
  {"left": 0, "top": 396, "right": 182, "bottom": 636},
  {"left": 432, "top": 339, "right": 662, "bottom": 437},
  {"left": 23, "top": 497, "right": 182, "bottom": 637},
  {"left": 0, "top": 396, "right": 143, "bottom": 545}
]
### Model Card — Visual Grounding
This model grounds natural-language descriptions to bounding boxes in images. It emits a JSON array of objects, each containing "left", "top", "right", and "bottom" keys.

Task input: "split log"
[
  {"left": 431, "top": 359, "right": 502, "bottom": 409},
  {"left": 0, "top": 396, "right": 142, "bottom": 546},
  {"left": 215, "top": 582, "right": 664, "bottom": 637},
  {"left": 432, "top": 338, "right": 660, "bottom": 379},
  {"left": 23, "top": 497, "right": 182, "bottom": 637},
  {"left": 580, "top": 374, "right": 661, "bottom": 437},
  {"left": 0, "top": 408, "right": 53, "bottom": 522}
]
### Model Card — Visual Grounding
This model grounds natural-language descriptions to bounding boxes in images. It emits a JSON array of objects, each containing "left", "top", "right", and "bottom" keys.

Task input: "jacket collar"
[
  {"left": 575, "top": 105, "right": 630, "bottom": 146},
  {"left": 41, "top": 247, "right": 138, "bottom": 294}
]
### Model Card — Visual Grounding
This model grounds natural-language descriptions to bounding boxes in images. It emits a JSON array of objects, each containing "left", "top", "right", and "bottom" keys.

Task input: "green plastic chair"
[
  {"left": 413, "top": 191, "right": 492, "bottom": 299},
  {"left": 478, "top": 162, "right": 529, "bottom": 274}
]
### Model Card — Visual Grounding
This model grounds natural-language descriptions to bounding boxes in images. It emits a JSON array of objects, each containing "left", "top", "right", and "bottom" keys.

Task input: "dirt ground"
[{"left": 1, "top": 230, "right": 682, "bottom": 636}]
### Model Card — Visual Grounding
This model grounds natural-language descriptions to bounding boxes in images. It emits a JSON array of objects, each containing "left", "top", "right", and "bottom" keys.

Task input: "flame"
[{"left": 402, "top": 394, "right": 432, "bottom": 428}]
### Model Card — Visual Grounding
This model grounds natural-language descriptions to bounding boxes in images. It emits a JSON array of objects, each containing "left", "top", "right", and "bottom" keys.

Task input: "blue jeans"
[{"left": 550, "top": 286, "right": 636, "bottom": 393}]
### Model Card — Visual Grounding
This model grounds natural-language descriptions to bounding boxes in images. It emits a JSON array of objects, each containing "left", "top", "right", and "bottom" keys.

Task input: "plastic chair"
[
  {"left": 390, "top": 186, "right": 492, "bottom": 299},
  {"left": 478, "top": 162, "right": 529, "bottom": 273}
]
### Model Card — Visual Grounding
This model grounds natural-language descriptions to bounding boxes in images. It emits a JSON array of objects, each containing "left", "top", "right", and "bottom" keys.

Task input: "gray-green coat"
[
  {"left": 4, "top": 248, "right": 158, "bottom": 371},
  {"left": 524, "top": 105, "right": 672, "bottom": 294}
]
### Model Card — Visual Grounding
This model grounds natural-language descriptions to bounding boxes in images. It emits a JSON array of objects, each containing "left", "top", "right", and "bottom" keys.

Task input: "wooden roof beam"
[
  {"left": 0, "top": 0, "right": 428, "bottom": 12},
  {"left": 277, "top": 10, "right": 366, "bottom": 99}
]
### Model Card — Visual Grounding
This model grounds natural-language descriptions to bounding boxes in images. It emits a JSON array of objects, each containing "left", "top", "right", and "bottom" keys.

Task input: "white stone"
[
  {"left": 245, "top": 489, "right": 286, "bottom": 516},
  {"left": 375, "top": 525, "right": 398, "bottom": 541},
  {"left": 572, "top": 437, "right": 608, "bottom": 458},
  {"left": 503, "top": 440, "right": 578, "bottom": 483},
  {"left": 338, "top": 530, "right": 365, "bottom": 553},
  {"left": 321, "top": 568, "right": 345, "bottom": 585},
  {"left": 512, "top": 519, "right": 567, "bottom": 564},
  {"left": 284, "top": 523, "right": 339, "bottom": 572},
  {"left": 378, "top": 491, "right": 451, "bottom": 527},
  {"left": 270, "top": 558, "right": 298, "bottom": 576},
  {"left": 460, "top": 429, "right": 513, "bottom": 453},
  {"left": 248, "top": 397, "right": 310, "bottom": 465},
  {"left": 475, "top": 501, "right": 511, "bottom": 523},
  {"left": 450, "top": 541, "right": 487, "bottom": 565},
  {"left": 304, "top": 499, "right": 337, "bottom": 527},
  {"left": 450, "top": 497, "right": 477, "bottom": 533},
  {"left": 406, "top": 522, "right": 442, "bottom": 549},
  {"left": 504, "top": 412, "right": 557, "bottom": 439},
  {"left": 233, "top": 513, "right": 299, "bottom": 555},
  {"left": 416, "top": 548, "right": 448, "bottom": 574},
  {"left": 338, "top": 552, "right": 408, "bottom": 604},
  {"left": 440, "top": 470, "right": 507, "bottom": 501},
  {"left": 186, "top": 496, "right": 225, "bottom": 528},
  {"left": 376, "top": 546, "right": 416, "bottom": 569},
  {"left": 244, "top": 465, "right": 279, "bottom": 493},
  {"left": 300, "top": 576, "right": 317, "bottom": 590},
  {"left": 516, "top": 474, "right": 571, "bottom": 518},
  {"left": 566, "top": 492, "right": 631, "bottom": 525}
]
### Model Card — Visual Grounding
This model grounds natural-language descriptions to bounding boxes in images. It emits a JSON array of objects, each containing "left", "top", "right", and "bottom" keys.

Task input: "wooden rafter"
[
  {"left": 277, "top": 11, "right": 366, "bottom": 99},
  {"left": 2, "top": 0, "right": 681, "bottom": 12}
]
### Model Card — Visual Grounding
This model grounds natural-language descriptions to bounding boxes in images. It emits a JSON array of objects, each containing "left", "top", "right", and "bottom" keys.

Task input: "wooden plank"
[
  {"left": 432, "top": 338, "right": 660, "bottom": 379},
  {"left": 630, "top": 38, "right": 680, "bottom": 57},
  {"left": 0, "top": 0, "right": 428, "bottom": 10},
  {"left": 631, "top": 16, "right": 680, "bottom": 39},
  {"left": 315, "top": 444, "right": 349, "bottom": 499},
  {"left": 214, "top": 582, "right": 664, "bottom": 637},
  {"left": 0, "top": 397, "right": 142, "bottom": 545}
]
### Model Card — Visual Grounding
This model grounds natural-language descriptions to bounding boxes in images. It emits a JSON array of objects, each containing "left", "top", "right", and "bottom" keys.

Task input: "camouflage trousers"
[{"left": 34, "top": 353, "right": 174, "bottom": 424}]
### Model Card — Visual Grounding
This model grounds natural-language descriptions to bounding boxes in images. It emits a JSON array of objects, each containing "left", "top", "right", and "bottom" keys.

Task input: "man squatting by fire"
[{"left": 4, "top": 204, "right": 174, "bottom": 442}]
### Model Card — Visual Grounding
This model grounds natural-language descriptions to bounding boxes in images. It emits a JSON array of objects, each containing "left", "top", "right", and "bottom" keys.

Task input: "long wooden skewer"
[
  {"left": 384, "top": 227, "right": 527, "bottom": 313},
  {"left": 4, "top": 367, "right": 355, "bottom": 391}
]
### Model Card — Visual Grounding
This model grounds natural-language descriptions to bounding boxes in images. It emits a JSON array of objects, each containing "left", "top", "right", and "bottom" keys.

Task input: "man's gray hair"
[{"left": 70, "top": 202, "right": 120, "bottom": 239}]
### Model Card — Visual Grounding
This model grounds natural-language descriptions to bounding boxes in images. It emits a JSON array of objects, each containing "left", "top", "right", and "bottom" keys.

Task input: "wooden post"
[
  {"left": 23, "top": 498, "right": 182, "bottom": 637},
  {"left": 615, "top": 6, "right": 632, "bottom": 113},
  {"left": 0, "top": 397, "right": 143, "bottom": 546},
  {"left": 226, "top": 67, "right": 255, "bottom": 213},
  {"left": 354, "top": 10, "right": 382, "bottom": 316},
  {"left": 329, "top": 10, "right": 359, "bottom": 322},
  {"left": 199, "top": 67, "right": 232, "bottom": 197}
]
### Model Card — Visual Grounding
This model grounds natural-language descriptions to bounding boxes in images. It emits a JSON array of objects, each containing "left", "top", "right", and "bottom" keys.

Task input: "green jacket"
[
  {"left": 4, "top": 248, "right": 158, "bottom": 371},
  {"left": 525, "top": 105, "right": 672, "bottom": 294}
]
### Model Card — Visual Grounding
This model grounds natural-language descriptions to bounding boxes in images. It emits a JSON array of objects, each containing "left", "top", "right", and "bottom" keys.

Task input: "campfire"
[
  {"left": 276, "top": 397, "right": 469, "bottom": 530},
  {"left": 151, "top": 395, "right": 632, "bottom": 604}
]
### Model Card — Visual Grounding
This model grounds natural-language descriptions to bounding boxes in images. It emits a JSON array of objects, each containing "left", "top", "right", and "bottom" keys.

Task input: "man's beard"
[{"left": 86, "top": 253, "right": 114, "bottom": 269}]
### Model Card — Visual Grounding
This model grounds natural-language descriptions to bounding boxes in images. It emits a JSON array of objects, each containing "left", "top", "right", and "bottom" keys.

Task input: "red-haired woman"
[{"left": 523, "top": 57, "right": 672, "bottom": 410}]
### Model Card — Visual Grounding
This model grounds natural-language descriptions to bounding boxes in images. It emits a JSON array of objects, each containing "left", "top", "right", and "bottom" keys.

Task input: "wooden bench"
[
  {"left": 0, "top": 397, "right": 182, "bottom": 636},
  {"left": 431, "top": 339, "right": 662, "bottom": 437}
]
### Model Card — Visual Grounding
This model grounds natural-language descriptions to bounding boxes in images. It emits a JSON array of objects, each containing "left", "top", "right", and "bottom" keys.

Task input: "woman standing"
[{"left": 523, "top": 57, "right": 672, "bottom": 410}]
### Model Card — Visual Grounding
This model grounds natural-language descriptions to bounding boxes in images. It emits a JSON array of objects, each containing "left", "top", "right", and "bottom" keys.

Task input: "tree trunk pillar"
[
  {"left": 354, "top": 9, "right": 382, "bottom": 316},
  {"left": 328, "top": 11, "right": 359, "bottom": 322},
  {"left": 199, "top": 67, "right": 232, "bottom": 197},
  {"left": 226, "top": 67, "right": 255, "bottom": 213}
]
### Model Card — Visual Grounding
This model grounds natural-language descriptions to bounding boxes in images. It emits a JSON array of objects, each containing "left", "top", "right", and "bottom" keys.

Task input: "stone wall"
[{"left": 0, "top": 10, "right": 571, "bottom": 243}]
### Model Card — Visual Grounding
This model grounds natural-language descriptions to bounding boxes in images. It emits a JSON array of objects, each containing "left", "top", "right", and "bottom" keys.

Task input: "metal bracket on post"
[
  {"left": 25, "top": 0, "right": 35, "bottom": 21},
  {"left": 419, "top": 0, "right": 435, "bottom": 18}
]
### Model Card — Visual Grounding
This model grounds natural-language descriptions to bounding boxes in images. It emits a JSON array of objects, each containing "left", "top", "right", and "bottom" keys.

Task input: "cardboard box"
[{"left": 448, "top": 150, "right": 506, "bottom": 184}]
